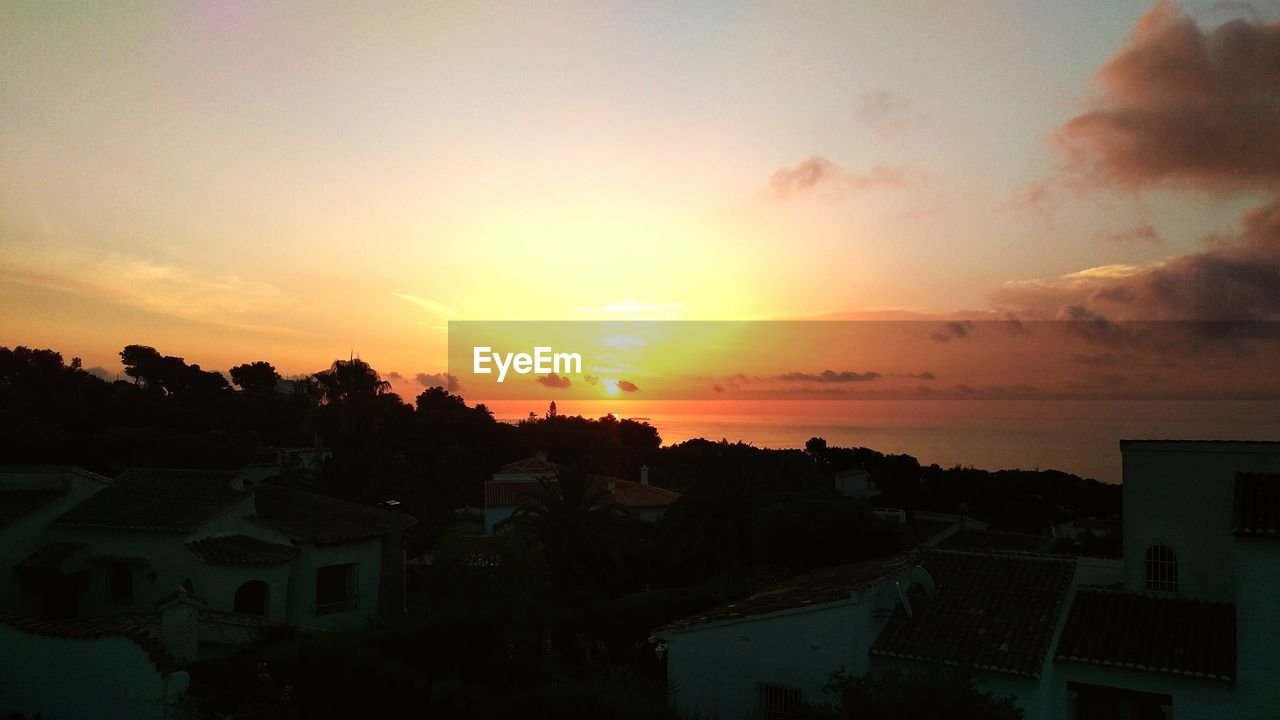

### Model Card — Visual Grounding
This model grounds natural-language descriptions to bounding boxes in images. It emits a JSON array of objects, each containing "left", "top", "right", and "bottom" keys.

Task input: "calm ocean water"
[{"left": 497, "top": 400, "right": 1280, "bottom": 484}]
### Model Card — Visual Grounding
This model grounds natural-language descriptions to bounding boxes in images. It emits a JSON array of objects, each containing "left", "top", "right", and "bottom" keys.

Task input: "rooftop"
[
  {"left": 870, "top": 550, "right": 1076, "bottom": 678},
  {"left": 0, "top": 613, "right": 178, "bottom": 675},
  {"left": 1232, "top": 472, "right": 1280, "bottom": 537},
  {"left": 185, "top": 534, "right": 300, "bottom": 565},
  {"left": 659, "top": 553, "right": 916, "bottom": 632},
  {"left": 52, "top": 468, "right": 246, "bottom": 533},
  {"left": 250, "top": 484, "right": 400, "bottom": 544},
  {"left": 496, "top": 454, "right": 562, "bottom": 474},
  {"left": 1056, "top": 588, "right": 1236, "bottom": 682}
]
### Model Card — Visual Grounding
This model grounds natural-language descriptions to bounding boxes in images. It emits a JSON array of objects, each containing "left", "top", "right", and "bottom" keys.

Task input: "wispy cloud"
[
  {"left": 770, "top": 157, "right": 912, "bottom": 197},
  {"left": 393, "top": 293, "right": 457, "bottom": 317},
  {"left": 0, "top": 245, "right": 297, "bottom": 334}
]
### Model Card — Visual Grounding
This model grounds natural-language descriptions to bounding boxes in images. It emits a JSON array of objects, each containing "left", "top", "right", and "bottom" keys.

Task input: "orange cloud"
[
  {"left": 1058, "top": 1, "right": 1280, "bottom": 190},
  {"left": 770, "top": 157, "right": 910, "bottom": 197}
]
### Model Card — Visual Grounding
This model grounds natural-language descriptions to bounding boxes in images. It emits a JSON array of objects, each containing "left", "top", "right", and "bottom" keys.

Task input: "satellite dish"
[{"left": 909, "top": 566, "right": 937, "bottom": 599}]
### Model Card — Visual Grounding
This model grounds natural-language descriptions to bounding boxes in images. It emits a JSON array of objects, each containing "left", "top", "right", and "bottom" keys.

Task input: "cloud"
[
  {"left": 930, "top": 320, "right": 974, "bottom": 343},
  {"left": 1000, "top": 199, "right": 1280, "bottom": 322},
  {"left": 770, "top": 156, "right": 911, "bottom": 197},
  {"left": 775, "top": 370, "right": 881, "bottom": 383},
  {"left": 711, "top": 384, "right": 726, "bottom": 393},
  {"left": 415, "top": 372, "right": 460, "bottom": 391},
  {"left": 1096, "top": 223, "right": 1161, "bottom": 244},
  {"left": 1057, "top": 1, "right": 1280, "bottom": 190},
  {"left": 536, "top": 373, "right": 572, "bottom": 389},
  {"left": 0, "top": 246, "right": 297, "bottom": 334},
  {"left": 617, "top": 380, "right": 640, "bottom": 393},
  {"left": 393, "top": 293, "right": 457, "bottom": 317},
  {"left": 582, "top": 374, "right": 599, "bottom": 386},
  {"left": 853, "top": 91, "right": 922, "bottom": 137},
  {"left": 387, "top": 371, "right": 405, "bottom": 381}
]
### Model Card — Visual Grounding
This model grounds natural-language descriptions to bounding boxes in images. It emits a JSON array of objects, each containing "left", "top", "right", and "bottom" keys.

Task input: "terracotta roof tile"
[
  {"left": 1232, "top": 472, "right": 1280, "bottom": 537},
  {"left": 497, "top": 454, "right": 561, "bottom": 474},
  {"left": 186, "top": 534, "right": 299, "bottom": 565},
  {"left": 53, "top": 468, "right": 246, "bottom": 533},
  {"left": 0, "top": 613, "right": 178, "bottom": 675},
  {"left": 250, "top": 484, "right": 399, "bottom": 544},
  {"left": 870, "top": 550, "right": 1075, "bottom": 678},
  {"left": 660, "top": 554, "right": 916, "bottom": 631},
  {"left": 1056, "top": 589, "right": 1236, "bottom": 682}
]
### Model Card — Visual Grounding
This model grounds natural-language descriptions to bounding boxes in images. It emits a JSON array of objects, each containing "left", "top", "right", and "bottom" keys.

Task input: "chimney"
[
  {"left": 155, "top": 587, "right": 206, "bottom": 666},
  {"left": 640, "top": 465, "right": 650, "bottom": 485}
]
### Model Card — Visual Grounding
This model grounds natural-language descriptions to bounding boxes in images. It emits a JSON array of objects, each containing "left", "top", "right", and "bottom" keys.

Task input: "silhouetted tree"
[{"left": 229, "top": 361, "right": 281, "bottom": 394}]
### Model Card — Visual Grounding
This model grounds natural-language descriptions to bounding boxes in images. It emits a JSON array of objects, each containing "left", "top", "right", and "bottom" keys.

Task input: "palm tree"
[{"left": 508, "top": 465, "right": 634, "bottom": 594}]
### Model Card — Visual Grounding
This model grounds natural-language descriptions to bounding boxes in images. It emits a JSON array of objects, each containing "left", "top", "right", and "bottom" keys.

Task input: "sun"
[{"left": 602, "top": 378, "right": 620, "bottom": 396}]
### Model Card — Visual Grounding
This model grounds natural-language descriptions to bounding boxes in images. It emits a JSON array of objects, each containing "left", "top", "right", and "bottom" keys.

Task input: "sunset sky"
[{"left": 2, "top": 1, "right": 1278, "bottom": 403}]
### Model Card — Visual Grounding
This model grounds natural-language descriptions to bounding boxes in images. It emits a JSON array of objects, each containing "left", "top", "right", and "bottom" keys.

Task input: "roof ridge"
[{"left": 1073, "top": 586, "right": 1237, "bottom": 607}]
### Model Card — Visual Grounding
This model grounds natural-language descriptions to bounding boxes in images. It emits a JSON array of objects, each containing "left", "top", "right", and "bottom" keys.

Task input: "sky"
[{"left": 2, "top": 1, "right": 1278, "bottom": 403}]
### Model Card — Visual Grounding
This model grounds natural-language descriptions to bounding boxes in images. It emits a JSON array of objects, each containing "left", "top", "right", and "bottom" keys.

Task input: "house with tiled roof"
[
  {"left": 0, "top": 463, "right": 407, "bottom": 639},
  {"left": 1046, "top": 440, "right": 1280, "bottom": 719},
  {"left": 483, "top": 456, "right": 679, "bottom": 533},
  {"left": 654, "top": 554, "right": 920, "bottom": 720},
  {"left": 653, "top": 439, "right": 1280, "bottom": 719}
]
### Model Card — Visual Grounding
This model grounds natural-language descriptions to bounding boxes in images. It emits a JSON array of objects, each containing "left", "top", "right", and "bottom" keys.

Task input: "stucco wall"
[
  {"left": 1234, "top": 538, "right": 1280, "bottom": 719},
  {"left": 0, "top": 624, "right": 188, "bottom": 720},
  {"left": 0, "top": 468, "right": 109, "bottom": 613},
  {"left": 285, "top": 539, "right": 382, "bottom": 629},
  {"left": 663, "top": 579, "right": 904, "bottom": 720},
  {"left": 1121, "top": 442, "right": 1280, "bottom": 602}
]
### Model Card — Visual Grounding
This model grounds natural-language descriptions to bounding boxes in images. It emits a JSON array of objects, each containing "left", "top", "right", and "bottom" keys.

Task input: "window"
[
  {"left": 759, "top": 683, "right": 802, "bottom": 720},
  {"left": 105, "top": 564, "right": 133, "bottom": 604},
  {"left": 234, "top": 580, "right": 269, "bottom": 616},
  {"left": 1144, "top": 544, "right": 1179, "bottom": 592},
  {"left": 315, "top": 563, "right": 358, "bottom": 614}
]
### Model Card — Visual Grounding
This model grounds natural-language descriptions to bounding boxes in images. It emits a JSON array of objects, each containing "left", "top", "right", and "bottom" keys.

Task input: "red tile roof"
[
  {"left": 250, "top": 484, "right": 400, "bottom": 544},
  {"left": 186, "top": 534, "right": 299, "bottom": 565},
  {"left": 1056, "top": 589, "right": 1236, "bottom": 682},
  {"left": 0, "top": 613, "right": 178, "bottom": 675},
  {"left": 660, "top": 553, "right": 917, "bottom": 631},
  {"left": 871, "top": 550, "right": 1076, "bottom": 677},
  {"left": 53, "top": 468, "right": 247, "bottom": 533},
  {"left": 1232, "top": 472, "right": 1280, "bottom": 537},
  {"left": 497, "top": 454, "right": 561, "bottom": 474},
  {"left": 484, "top": 477, "right": 680, "bottom": 509}
]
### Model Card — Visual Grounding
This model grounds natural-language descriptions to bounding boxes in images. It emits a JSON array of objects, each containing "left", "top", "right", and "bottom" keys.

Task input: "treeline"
[{"left": 1, "top": 343, "right": 1117, "bottom": 717}]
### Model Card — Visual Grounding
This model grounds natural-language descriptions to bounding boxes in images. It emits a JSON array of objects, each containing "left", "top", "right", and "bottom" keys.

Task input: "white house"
[
  {"left": 655, "top": 554, "right": 920, "bottom": 719},
  {"left": 834, "top": 468, "right": 878, "bottom": 500},
  {"left": 655, "top": 439, "right": 1280, "bottom": 720},
  {"left": 483, "top": 455, "right": 680, "bottom": 533},
  {"left": 0, "top": 465, "right": 408, "bottom": 718},
  {"left": 1048, "top": 440, "right": 1280, "bottom": 719}
]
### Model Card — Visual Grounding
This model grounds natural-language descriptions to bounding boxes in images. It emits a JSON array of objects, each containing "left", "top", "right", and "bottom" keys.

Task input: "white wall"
[
  {"left": 0, "top": 624, "right": 189, "bottom": 720},
  {"left": 662, "top": 577, "right": 906, "bottom": 720},
  {"left": 284, "top": 539, "right": 382, "bottom": 629},
  {"left": 1121, "top": 441, "right": 1280, "bottom": 602}
]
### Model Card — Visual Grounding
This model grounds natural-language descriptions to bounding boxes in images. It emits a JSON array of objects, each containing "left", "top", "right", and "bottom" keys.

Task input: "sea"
[{"left": 494, "top": 399, "right": 1280, "bottom": 484}]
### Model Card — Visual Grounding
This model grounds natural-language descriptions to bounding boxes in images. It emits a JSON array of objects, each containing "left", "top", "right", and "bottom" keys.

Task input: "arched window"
[
  {"left": 105, "top": 565, "right": 133, "bottom": 604},
  {"left": 234, "top": 580, "right": 269, "bottom": 616},
  {"left": 1144, "top": 545, "right": 1179, "bottom": 592}
]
